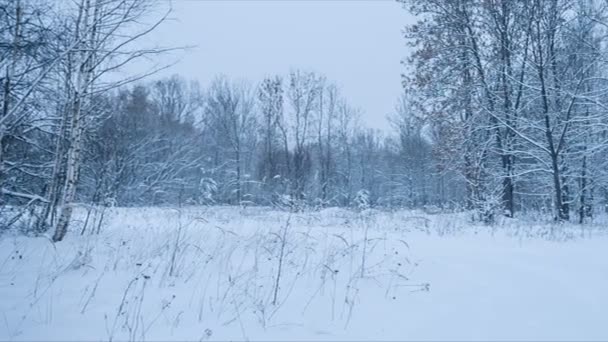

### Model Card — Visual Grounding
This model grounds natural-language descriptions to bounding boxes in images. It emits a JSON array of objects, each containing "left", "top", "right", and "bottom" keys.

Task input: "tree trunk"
[
  {"left": 53, "top": 94, "right": 86, "bottom": 242},
  {"left": 52, "top": 0, "right": 95, "bottom": 242},
  {"left": 235, "top": 147, "right": 241, "bottom": 204}
]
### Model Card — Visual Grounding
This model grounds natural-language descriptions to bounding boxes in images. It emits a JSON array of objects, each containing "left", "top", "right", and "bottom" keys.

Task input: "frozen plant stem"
[
  {"left": 169, "top": 209, "right": 183, "bottom": 277},
  {"left": 361, "top": 214, "right": 369, "bottom": 278},
  {"left": 272, "top": 214, "right": 291, "bottom": 305}
]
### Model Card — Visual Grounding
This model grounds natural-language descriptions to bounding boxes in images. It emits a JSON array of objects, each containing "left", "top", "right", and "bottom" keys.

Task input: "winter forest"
[{"left": 1, "top": 0, "right": 608, "bottom": 340}]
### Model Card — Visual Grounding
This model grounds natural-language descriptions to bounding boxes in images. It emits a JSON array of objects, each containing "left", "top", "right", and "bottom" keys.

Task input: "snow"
[{"left": 1, "top": 206, "right": 608, "bottom": 341}]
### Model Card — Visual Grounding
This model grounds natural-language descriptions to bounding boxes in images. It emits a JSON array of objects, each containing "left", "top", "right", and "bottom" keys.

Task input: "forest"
[
  {"left": 3, "top": 0, "right": 607, "bottom": 243},
  {"left": 2, "top": 0, "right": 608, "bottom": 341}
]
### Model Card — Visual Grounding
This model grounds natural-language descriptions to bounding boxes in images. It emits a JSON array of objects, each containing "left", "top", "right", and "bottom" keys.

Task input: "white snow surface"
[{"left": 1, "top": 206, "right": 607, "bottom": 341}]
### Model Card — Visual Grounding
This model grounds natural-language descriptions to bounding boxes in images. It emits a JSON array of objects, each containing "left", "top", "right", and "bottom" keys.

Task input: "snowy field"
[{"left": 1, "top": 206, "right": 608, "bottom": 341}]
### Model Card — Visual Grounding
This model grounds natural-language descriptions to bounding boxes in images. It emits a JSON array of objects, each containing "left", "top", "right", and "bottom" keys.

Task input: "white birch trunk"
[{"left": 52, "top": 0, "right": 96, "bottom": 242}]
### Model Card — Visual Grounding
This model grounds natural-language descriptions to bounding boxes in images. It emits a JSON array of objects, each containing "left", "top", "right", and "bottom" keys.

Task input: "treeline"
[
  {"left": 73, "top": 73, "right": 463, "bottom": 209},
  {"left": 3, "top": 68, "right": 465, "bottom": 229},
  {"left": 401, "top": 0, "right": 608, "bottom": 223}
]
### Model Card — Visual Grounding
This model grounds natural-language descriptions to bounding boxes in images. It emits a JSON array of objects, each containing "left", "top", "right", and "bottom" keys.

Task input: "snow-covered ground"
[{"left": 1, "top": 206, "right": 607, "bottom": 341}]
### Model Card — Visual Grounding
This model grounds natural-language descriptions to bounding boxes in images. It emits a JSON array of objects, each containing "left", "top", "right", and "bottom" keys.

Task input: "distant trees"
[
  {"left": 1, "top": 52, "right": 464, "bottom": 240},
  {"left": 74, "top": 71, "right": 456, "bottom": 211},
  {"left": 82, "top": 83, "right": 203, "bottom": 207},
  {"left": 388, "top": 92, "right": 435, "bottom": 207}
]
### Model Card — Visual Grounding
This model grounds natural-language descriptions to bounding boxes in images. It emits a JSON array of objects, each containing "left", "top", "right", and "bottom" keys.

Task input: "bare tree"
[
  {"left": 205, "top": 76, "right": 257, "bottom": 204},
  {"left": 287, "top": 70, "right": 320, "bottom": 201},
  {"left": 257, "top": 76, "right": 284, "bottom": 200},
  {"left": 315, "top": 83, "right": 338, "bottom": 204}
]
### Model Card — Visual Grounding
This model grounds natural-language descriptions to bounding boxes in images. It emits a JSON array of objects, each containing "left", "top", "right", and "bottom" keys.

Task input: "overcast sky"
[{"left": 142, "top": 0, "right": 414, "bottom": 130}]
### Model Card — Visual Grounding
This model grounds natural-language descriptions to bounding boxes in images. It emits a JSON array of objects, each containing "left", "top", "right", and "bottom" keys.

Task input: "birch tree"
[{"left": 49, "top": 0, "right": 171, "bottom": 241}]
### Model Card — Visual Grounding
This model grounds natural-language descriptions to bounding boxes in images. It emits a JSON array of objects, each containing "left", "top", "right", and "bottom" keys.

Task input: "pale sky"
[{"left": 141, "top": 0, "right": 414, "bottom": 130}]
